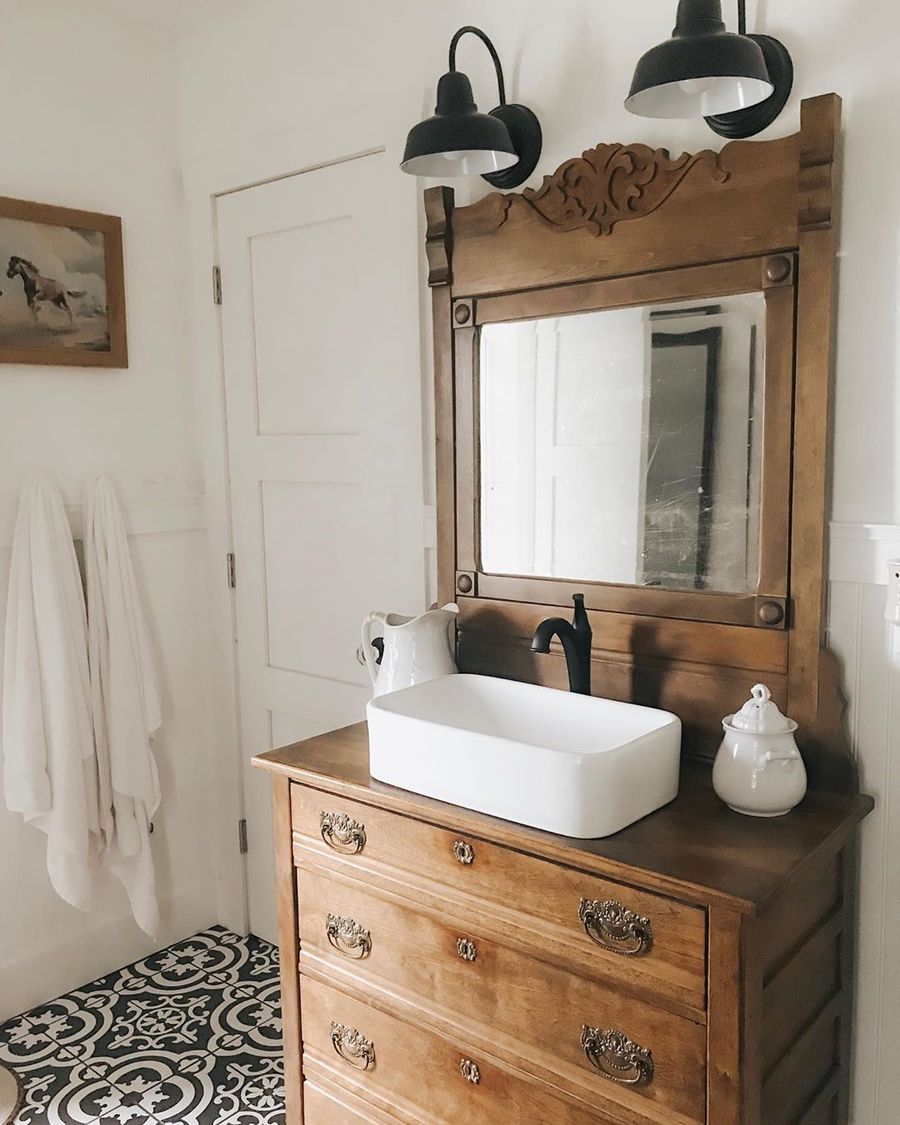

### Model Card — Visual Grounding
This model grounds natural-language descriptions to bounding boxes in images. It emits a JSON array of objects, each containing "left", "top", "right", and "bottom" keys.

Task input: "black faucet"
[{"left": 531, "top": 594, "right": 592, "bottom": 696}]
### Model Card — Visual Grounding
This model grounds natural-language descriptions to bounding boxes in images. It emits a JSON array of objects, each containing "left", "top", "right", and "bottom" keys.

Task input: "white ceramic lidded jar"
[{"left": 713, "top": 684, "right": 807, "bottom": 817}]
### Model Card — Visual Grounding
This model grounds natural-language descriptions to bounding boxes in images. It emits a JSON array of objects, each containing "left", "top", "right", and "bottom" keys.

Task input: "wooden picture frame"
[{"left": 0, "top": 196, "right": 127, "bottom": 368}]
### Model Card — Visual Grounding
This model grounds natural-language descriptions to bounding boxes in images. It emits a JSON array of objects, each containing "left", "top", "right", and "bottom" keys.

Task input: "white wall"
[
  {"left": 174, "top": 3, "right": 900, "bottom": 1122},
  {"left": 173, "top": 0, "right": 900, "bottom": 528},
  {"left": 830, "top": 525, "right": 900, "bottom": 1125},
  {"left": 0, "top": 5, "right": 233, "bottom": 1020}
]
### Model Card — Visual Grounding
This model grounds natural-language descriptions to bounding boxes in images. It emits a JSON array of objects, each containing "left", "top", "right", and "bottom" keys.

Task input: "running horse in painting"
[{"left": 6, "top": 256, "right": 85, "bottom": 326}]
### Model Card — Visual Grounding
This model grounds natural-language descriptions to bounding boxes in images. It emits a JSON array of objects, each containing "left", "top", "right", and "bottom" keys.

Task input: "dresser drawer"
[
  {"left": 292, "top": 783, "right": 706, "bottom": 1014},
  {"left": 304, "top": 1079, "right": 389, "bottom": 1124},
  {"left": 299, "top": 868, "right": 705, "bottom": 1123},
  {"left": 301, "top": 976, "right": 630, "bottom": 1125}
]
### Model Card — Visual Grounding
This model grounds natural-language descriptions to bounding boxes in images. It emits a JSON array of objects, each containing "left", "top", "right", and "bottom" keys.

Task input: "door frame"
[{"left": 183, "top": 94, "right": 428, "bottom": 934}]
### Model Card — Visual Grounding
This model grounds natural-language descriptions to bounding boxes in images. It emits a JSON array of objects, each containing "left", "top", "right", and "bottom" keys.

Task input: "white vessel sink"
[{"left": 367, "top": 674, "right": 682, "bottom": 839}]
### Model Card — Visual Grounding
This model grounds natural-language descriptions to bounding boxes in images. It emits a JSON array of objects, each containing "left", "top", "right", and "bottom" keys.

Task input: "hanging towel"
[
  {"left": 84, "top": 476, "right": 162, "bottom": 937},
  {"left": 1, "top": 478, "right": 100, "bottom": 909}
]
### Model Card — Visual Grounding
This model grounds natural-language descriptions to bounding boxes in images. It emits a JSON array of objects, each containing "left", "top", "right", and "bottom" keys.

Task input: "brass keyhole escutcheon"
[
  {"left": 456, "top": 937, "right": 477, "bottom": 962},
  {"left": 453, "top": 839, "right": 475, "bottom": 865},
  {"left": 459, "top": 1058, "right": 481, "bottom": 1085}
]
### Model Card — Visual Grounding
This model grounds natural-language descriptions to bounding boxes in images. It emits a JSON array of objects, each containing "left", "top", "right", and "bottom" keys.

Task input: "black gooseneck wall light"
[
  {"left": 626, "top": 0, "right": 793, "bottom": 138},
  {"left": 401, "top": 26, "right": 542, "bottom": 189}
]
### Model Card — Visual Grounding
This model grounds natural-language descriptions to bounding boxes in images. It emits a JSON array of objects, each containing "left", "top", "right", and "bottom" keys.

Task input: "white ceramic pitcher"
[{"left": 361, "top": 604, "right": 459, "bottom": 697}]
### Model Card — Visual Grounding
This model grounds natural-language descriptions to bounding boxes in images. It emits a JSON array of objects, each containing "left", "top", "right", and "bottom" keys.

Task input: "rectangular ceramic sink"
[{"left": 367, "top": 674, "right": 681, "bottom": 839}]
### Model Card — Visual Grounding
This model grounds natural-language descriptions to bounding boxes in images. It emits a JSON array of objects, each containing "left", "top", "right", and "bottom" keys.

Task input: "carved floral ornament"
[{"left": 512, "top": 143, "right": 730, "bottom": 237}]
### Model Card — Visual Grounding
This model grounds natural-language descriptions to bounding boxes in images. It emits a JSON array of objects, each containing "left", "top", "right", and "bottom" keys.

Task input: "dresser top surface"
[{"left": 254, "top": 721, "right": 872, "bottom": 912}]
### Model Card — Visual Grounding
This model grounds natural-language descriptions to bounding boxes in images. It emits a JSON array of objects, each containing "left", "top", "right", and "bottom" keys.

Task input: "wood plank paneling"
[
  {"left": 762, "top": 1001, "right": 839, "bottom": 1125},
  {"left": 827, "top": 530, "right": 900, "bottom": 1125},
  {"left": 759, "top": 854, "right": 842, "bottom": 981},
  {"left": 761, "top": 916, "right": 842, "bottom": 1074}
]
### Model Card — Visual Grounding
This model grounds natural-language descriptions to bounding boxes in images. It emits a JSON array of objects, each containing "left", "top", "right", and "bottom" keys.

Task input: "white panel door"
[{"left": 216, "top": 152, "right": 425, "bottom": 941}]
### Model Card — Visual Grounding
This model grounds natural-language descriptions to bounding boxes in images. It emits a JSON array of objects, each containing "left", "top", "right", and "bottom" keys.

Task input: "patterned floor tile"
[
  {"left": 204, "top": 935, "right": 279, "bottom": 1000},
  {"left": 43, "top": 982, "right": 249, "bottom": 1068},
  {"left": 2, "top": 928, "right": 285, "bottom": 1125},
  {"left": 152, "top": 928, "right": 246, "bottom": 982},
  {"left": 8, "top": 1051, "right": 117, "bottom": 1125},
  {"left": 0, "top": 1021, "right": 62, "bottom": 1076},
  {"left": 169, "top": 1054, "right": 285, "bottom": 1125},
  {"left": 206, "top": 993, "right": 282, "bottom": 1059},
  {"left": 206, "top": 1053, "right": 285, "bottom": 1125},
  {"left": 88, "top": 1052, "right": 217, "bottom": 1121}
]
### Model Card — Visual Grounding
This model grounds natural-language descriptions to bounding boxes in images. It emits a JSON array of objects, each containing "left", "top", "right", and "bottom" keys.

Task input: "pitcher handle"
[
  {"left": 442, "top": 603, "right": 460, "bottom": 653},
  {"left": 361, "top": 612, "right": 386, "bottom": 686}
]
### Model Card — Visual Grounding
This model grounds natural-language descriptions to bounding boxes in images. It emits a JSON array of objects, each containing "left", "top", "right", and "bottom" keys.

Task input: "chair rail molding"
[
  {"left": 829, "top": 521, "right": 900, "bottom": 585},
  {"left": 0, "top": 493, "right": 207, "bottom": 551}
]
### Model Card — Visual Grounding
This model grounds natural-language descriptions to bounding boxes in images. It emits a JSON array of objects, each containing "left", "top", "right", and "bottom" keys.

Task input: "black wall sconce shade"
[
  {"left": 626, "top": 0, "right": 794, "bottom": 138},
  {"left": 401, "top": 26, "right": 542, "bottom": 188}
]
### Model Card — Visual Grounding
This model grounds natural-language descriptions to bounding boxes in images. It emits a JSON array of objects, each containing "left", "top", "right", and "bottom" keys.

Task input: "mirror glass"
[{"left": 479, "top": 294, "right": 766, "bottom": 594}]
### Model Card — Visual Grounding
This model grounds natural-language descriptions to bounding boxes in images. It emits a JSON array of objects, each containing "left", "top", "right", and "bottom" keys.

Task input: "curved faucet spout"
[
  {"left": 531, "top": 618, "right": 574, "bottom": 653},
  {"left": 531, "top": 595, "right": 592, "bottom": 696}
]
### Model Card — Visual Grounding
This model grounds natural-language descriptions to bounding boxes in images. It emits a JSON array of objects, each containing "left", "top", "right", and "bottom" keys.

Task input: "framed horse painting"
[{"left": 0, "top": 197, "right": 127, "bottom": 367}]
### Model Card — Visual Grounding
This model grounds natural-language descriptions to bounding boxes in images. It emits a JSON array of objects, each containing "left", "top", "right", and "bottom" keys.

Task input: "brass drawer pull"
[
  {"left": 456, "top": 937, "right": 477, "bottom": 962},
  {"left": 330, "top": 1021, "right": 375, "bottom": 1071},
  {"left": 453, "top": 839, "right": 475, "bottom": 865},
  {"left": 459, "top": 1059, "right": 481, "bottom": 1085},
  {"left": 579, "top": 898, "right": 653, "bottom": 956},
  {"left": 581, "top": 1027, "right": 654, "bottom": 1087},
  {"left": 326, "top": 913, "right": 372, "bottom": 960},
  {"left": 320, "top": 811, "right": 367, "bottom": 855}
]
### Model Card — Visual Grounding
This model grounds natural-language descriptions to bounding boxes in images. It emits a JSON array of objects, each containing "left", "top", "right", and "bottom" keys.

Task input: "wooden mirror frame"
[
  {"left": 428, "top": 94, "right": 851, "bottom": 789},
  {"left": 458, "top": 255, "right": 793, "bottom": 629}
]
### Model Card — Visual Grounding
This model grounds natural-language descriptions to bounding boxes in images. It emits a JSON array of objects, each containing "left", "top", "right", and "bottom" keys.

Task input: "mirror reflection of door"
[
  {"left": 479, "top": 293, "right": 765, "bottom": 595},
  {"left": 641, "top": 325, "right": 721, "bottom": 590}
]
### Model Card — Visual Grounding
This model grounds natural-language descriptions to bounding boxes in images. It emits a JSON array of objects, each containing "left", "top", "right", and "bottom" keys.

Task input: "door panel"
[{"left": 216, "top": 152, "right": 425, "bottom": 941}]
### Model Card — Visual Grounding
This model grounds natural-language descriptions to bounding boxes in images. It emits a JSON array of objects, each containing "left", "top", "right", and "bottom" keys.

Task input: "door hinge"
[
  {"left": 227, "top": 552, "right": 236, "bottom": 589},
  {"left": 238, "top": 818, "right": 248, "bottom": 854},
  {"left": 212, "top": 265, "right": 223, "bottom": 305}
]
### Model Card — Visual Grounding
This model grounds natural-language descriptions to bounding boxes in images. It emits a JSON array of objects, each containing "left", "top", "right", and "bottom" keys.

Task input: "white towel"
[
  {"left": 84, "top": 476, "right": 162, "bottom": 937},
  {"left": 1, "top": 478, "right": 100, "bottom": 910}
]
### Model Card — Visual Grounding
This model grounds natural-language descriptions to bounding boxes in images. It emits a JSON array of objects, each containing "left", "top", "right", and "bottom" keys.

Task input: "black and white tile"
[{"left": 0, "top": 928, "right": 284, "bottom": 1125}]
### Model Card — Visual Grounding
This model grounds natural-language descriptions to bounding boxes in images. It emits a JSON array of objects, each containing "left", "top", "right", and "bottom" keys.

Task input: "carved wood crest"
[{"left": 520, "top": 143, "right": 729, "bottom": 236}]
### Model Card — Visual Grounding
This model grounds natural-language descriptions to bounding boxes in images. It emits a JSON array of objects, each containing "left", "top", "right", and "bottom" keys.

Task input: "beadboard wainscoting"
[
  {"left": 0, "top": 493, "right": 236, "bottom": 1024},
  {"left": 828, "top": 522, "right": 900, "bottom": 1125}
]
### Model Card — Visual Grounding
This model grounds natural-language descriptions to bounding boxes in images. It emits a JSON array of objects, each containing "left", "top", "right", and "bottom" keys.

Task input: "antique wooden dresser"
[{"left": 255, "top": 725, "right": 870, "bottom": 1125}]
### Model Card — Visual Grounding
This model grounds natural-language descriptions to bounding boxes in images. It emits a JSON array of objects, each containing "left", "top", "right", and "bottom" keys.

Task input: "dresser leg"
[{"left": 273, "top": 774, "right": 304, "bottom": 1123}]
